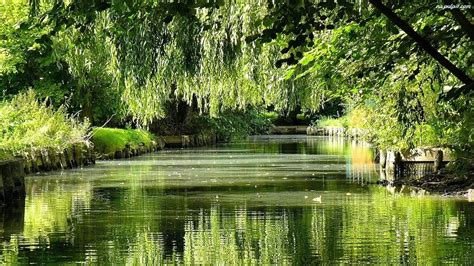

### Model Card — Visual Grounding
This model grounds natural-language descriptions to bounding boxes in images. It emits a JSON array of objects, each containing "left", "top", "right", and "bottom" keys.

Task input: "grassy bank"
[
  {"left": 92, "top": 128, "right": 157, "bottom": 155},
  {"left": 314, "top": 108, "right": 366, "bottom": 129}
]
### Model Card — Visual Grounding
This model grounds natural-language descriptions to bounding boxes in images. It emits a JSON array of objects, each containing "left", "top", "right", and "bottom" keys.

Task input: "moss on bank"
[{"left": 91, "top": 128, "right": 157, "bottom": 154}]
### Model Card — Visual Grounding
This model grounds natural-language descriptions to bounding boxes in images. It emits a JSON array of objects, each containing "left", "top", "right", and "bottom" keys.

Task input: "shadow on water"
[
  {"left": 0, "top": 200, "right": 25, "bottom": 240},
  {"left": 0, "top": 136, "right": 473, "bottom": 264}
]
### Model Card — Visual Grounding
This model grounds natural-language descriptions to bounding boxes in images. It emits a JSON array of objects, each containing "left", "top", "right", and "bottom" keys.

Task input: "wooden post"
[
  {"left": 394, "top": 152, "right": 403, "bottom": 178},
  {"left": 433, "top": 150, "right": 444, "bottom": 173},
  {"left": 379, "top": 150, "right": 387, "bottom": 169}
]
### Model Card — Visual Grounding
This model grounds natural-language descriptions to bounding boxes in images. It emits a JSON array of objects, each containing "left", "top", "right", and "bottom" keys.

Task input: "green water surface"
[{"left": 1, "top": 136, "right": 473, "bottom": 264}]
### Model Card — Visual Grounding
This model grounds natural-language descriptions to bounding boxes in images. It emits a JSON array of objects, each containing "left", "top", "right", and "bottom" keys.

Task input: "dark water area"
[{"left": 1, "top": 135, "right": 473, "bottom": 264}]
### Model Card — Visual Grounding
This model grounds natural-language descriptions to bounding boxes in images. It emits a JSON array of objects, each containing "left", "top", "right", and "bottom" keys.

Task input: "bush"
[
  {"left": 0, "top": 90, "right": 90, "bottom": 156},
  {"left": 92, "top": 127, "right": 156, "bottom": 154},
  {"left": 346, "top": 108, "right": 367, "bottom": 129}
]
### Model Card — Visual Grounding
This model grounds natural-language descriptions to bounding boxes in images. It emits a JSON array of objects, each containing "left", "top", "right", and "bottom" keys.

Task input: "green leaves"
[
  {"left": 284, "top": 67, "right": 296, "bottom": 81},
  {"left": 299, "top": 53, "right": 314, "bottom": 66},
  {"left": 1, "top": 0, "right": 471, "bottom": 163}
]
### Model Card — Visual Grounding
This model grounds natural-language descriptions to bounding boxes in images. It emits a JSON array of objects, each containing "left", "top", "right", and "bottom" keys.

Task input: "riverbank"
[
  {"left": 393, "top": 171, "right": 474, "bottom": 197},
  {"left": 0, "top": 127, "right": 215, "bottom": 204},
  {"left": 0, "top": 90, "right": 92, "bottom": 175},
  {"left": 22, "top": 143, "right": 95, "bottom": 174},
  {"left": 92, "top": 128, "right": 223, "bottom": 158},
  {"left": 92, "top": 128, "right": 165, "bottom": 160},
  {"left": 306, "top": 124, "right": 472, "bottom": 197}
]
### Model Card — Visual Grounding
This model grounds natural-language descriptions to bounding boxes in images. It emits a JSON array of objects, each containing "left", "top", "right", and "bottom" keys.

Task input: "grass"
[
  {"left": 92, "top": 128, "right": 156, "bottom": 154},
  {"left": 0, "top": 90, "right": 90, "bottom": 156}
]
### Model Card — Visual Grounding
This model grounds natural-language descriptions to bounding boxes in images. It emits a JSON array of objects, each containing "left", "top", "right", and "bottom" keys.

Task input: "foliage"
[
  {"left": 103, "top": 1, "right": 283, "bottom": 125},
  {"left": 91, "top": 127, "right": 156, "bottom": 154},
  {"left": 0, "top": 0, "right": 71, "bottom": 100},
  {"left": 0, "top": 0, "right": 472, "bottom": 166},
  {"left": 203, "top": 110, "right": 273, "bottom": 138},
  {"left": 0, "top": 1, "right": 125, "bottom": 126},
  {"left": 2, "top": 1, "right": 327, "bottom": 125},
  {"left": 0, "top": 90, "right": 90, "bottom": 155},
  {"left": 154, "top": 108, "right": 272, "bottom": 139},
  {"left": 261, "top": 111, "right": 279, "bottom": 122},
  {"left": 281, "top": 2, "right": 472, "bottom": 156},
  {"left": 437, "top": 97, "right": 474, "bottom": 171},
  {"left": 346, "top": 108, "right": 367, "bottom": 130},
  {"left": 315, "top": 117, "right": 345, "bottom": 128},
  {"left": 51, "top": 13, "right": 124, "bottom": 125}
]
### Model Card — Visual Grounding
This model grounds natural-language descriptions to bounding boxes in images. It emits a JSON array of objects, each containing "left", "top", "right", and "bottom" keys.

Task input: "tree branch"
[
  {"left": 444, "top": 1, "right": 474, "bottom": 42},
  {"left": 368, "top": 0, "right": 473, "bottom": 89}
]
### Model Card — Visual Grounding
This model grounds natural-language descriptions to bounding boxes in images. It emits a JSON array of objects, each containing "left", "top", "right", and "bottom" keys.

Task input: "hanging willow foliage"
[
  {"left": 90, "top": 0, "right": 325, "bottom": 125},
  {"left": 12, "top": 0, "right": 377, "bottom": 125},
  {"left": 22, "top": 0, "right": 446, "bottom": 126}
]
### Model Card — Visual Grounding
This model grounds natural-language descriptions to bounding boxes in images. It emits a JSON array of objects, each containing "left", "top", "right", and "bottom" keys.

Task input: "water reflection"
[{"left": 0, "top": 136, "right": 472, "bottom": 264}]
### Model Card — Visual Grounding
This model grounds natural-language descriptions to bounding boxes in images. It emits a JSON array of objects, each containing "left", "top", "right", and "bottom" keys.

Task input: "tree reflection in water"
[{"left": 0, "top": 136, "right": 472, "bottom": 264}]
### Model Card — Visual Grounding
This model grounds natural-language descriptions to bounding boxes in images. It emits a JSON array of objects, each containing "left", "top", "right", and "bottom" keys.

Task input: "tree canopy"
[{"left": 1, "top": 0, "right": 473, "bottom": 156}]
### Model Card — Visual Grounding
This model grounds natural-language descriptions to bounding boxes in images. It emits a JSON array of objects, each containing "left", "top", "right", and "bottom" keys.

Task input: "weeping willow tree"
[
  {"left": 0, "top": 1, "right": 379, "bottom": 125},
  {"left": 100, "top": 1, "right": 322, "bottom": 125},
  {"left": 4, "top": 0, "right": 330, "bottom": 125}
]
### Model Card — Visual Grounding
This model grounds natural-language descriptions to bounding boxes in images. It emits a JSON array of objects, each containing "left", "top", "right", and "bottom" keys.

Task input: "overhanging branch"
[{"left": 368, "top": 0, "right": 473, "bottom": 90}]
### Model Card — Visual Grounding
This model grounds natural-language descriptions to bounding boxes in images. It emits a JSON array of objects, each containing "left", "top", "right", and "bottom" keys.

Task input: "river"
[{"left": 1, "top": 135, "right": 473, "bottom": 264}]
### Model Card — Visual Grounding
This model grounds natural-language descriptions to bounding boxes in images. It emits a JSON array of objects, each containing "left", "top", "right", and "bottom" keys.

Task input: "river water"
[{"left": 1, "top": 135, "right": 473, "bottom": 264}]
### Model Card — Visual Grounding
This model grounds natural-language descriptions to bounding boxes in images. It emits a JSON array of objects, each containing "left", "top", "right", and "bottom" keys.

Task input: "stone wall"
[
  {"left": 379, "top": 149, "right": 452, "bottom": 182},
  {"left": 306, "top": 127, "right": 345, "bottom": 136},
  {"left": 22, "top": 143, "right": 95, "bottom": 174},
  {"left": 269, "top": 126, "right": 308, "bottom": 134}
]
